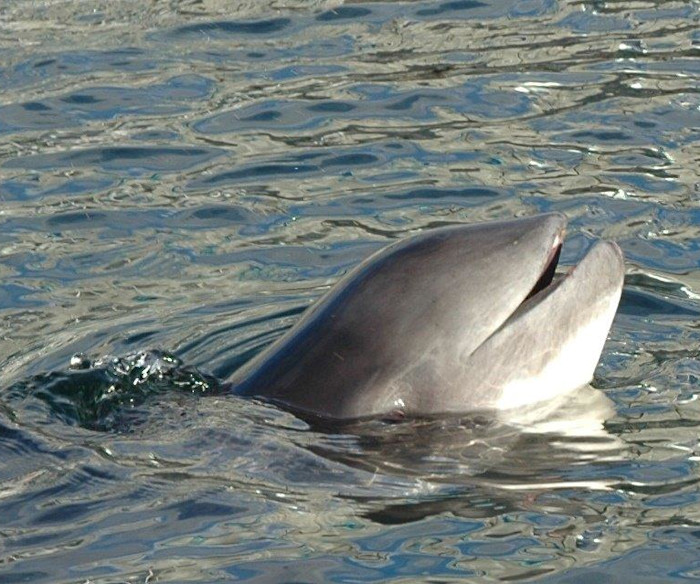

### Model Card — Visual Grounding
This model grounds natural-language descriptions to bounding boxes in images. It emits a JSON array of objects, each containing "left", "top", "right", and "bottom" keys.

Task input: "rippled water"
[{"left": 1, "top": 1, "right": 699, "bottom": 582}]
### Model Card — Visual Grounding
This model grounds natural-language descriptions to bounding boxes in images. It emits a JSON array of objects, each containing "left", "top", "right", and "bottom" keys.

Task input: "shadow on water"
[{"left": 302, "top": 384, "right": 628, "bottom": 521}]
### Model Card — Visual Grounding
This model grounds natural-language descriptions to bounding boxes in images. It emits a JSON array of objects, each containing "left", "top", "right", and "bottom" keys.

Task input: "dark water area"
[{"left": 1, "top": 1, "right": 699, "bottom": 582}]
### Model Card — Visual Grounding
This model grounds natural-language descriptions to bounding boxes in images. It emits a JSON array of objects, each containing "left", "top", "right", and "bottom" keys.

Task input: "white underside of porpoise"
[{"left": 497, "top": 297, "right": 620, "bottom": 411}]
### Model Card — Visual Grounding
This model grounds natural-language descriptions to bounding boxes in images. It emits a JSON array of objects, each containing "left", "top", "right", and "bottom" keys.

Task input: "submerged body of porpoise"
[{"left": 229, "top": 213, "right": 624, "bottom": 421}]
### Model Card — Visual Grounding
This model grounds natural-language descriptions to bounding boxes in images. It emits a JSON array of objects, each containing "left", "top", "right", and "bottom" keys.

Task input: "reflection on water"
[{"left": 0, "top": 0, "right": 699, "bottom": 582}]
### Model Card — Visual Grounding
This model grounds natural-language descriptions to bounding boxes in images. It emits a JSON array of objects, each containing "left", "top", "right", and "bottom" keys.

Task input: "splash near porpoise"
[{"left": 229, "top": 213, "right": 624, "bottom": 422}]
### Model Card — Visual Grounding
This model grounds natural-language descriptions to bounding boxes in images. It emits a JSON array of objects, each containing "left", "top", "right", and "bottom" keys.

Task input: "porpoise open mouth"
[{"left": 525, "top": 239, "right": 563, "bottom": 303}]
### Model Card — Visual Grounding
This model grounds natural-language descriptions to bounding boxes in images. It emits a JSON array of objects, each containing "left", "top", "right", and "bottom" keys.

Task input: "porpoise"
[{"left": 229, "top": 213, "right": 624, "bottom": 421}]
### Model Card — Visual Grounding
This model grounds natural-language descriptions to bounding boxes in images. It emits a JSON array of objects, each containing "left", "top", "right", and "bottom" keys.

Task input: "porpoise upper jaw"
[{"left": 229, "top": 213, "right": 624, "bottom": 421}]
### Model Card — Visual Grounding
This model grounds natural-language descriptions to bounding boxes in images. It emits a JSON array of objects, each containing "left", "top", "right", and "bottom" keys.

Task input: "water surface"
[{"left": 1, "top": 0, "right": 699, "bottom": 582}]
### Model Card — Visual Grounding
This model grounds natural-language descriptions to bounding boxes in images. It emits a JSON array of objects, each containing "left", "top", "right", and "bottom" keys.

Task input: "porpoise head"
[{"left": 230, "top": 213, "right": 624, "bottom": 421}]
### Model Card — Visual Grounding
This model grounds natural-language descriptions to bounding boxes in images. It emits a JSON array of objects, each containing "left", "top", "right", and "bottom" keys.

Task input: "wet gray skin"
[{"left": 230, "top": 213, "right": 624, "bottom": 421}]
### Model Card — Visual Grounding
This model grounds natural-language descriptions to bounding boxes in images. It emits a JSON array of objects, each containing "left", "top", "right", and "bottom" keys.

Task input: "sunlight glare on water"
[{"left": 0, "top": 0, "right": 699, "bottom": 582}]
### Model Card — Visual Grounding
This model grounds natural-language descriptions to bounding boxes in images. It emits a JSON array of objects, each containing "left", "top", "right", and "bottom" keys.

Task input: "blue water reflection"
[{"left": 0, "top": 0, "right": 698, "bottom": 582}]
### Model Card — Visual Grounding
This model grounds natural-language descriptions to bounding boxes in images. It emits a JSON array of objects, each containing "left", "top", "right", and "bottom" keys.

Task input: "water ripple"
[{"left": 1, "top": 0, "right": 699, "bottom": 582}]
